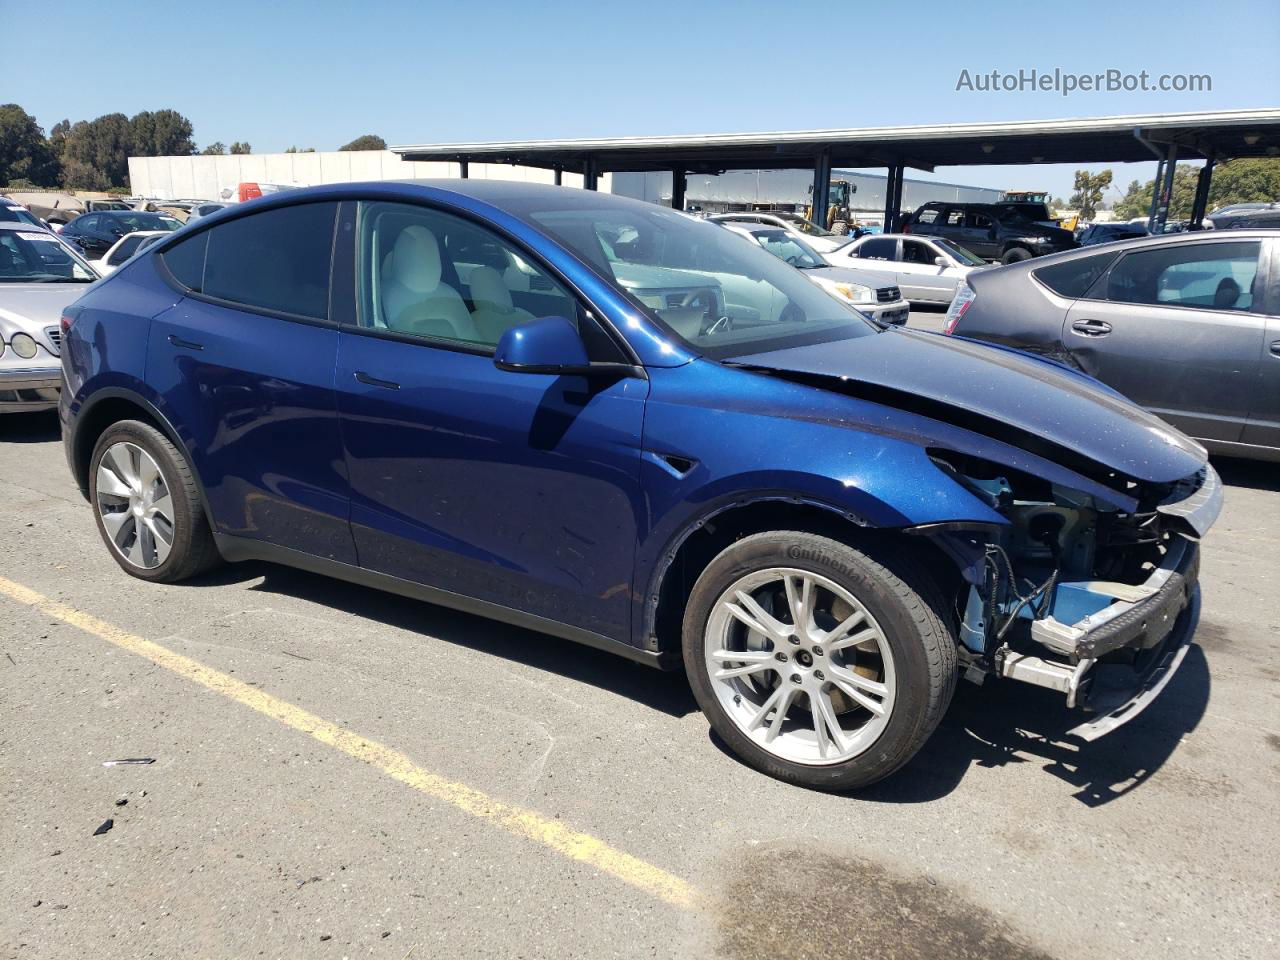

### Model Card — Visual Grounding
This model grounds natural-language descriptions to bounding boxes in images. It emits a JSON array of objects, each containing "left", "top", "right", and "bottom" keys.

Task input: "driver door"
[{"left": 333, "top": 200, "right": 649, "bottom": 642}]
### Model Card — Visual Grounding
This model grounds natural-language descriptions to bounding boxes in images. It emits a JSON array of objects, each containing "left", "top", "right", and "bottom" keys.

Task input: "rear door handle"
[
  {"left": 1270, "top": 340, "right": 1280, "bottom": 357},
  {"left": 354, "top": 371, "right": 400, "bottom": 390},
  {"left": 1071, "top": 319, "right": 1112, "bottom": 337},
  {"left": 167, "top": 334, "right": 204, "bottom": 351}
]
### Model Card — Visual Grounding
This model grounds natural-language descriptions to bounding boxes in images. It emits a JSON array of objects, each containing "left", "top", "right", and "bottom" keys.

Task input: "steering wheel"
[{"left": 701, "top": 314, "right": 734, "bottom": 337}]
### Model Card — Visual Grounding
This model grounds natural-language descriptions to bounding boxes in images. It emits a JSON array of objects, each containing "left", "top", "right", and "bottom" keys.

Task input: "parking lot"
[{"left": 1, "top": 307, "right": 1277, "bottom": 960}]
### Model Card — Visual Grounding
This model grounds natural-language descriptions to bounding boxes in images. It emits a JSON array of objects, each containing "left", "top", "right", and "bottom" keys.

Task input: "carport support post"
[
  {"left": 583, "top": 157, "right": 598, "bottom": 191},
  {"left": 1146, "top": 157, "right": 1165, "bottom": 232},
  {"left": 1154, "top": 144, "right": 1178, "bottom": 233},
  {"left": 553, "top": 166, "right": 563, "bottom": 186},
  {"left": 459, "top": 161, "right": 469, "bottom": 179},
  {"left": 1190, "top": 156, "right": 1215, "bottom": 229},
  {"left": 671, "top": 170, "right": 687, "bottom": 211},
  {"left": 884, "top": 164, "right": 904, "bottom": 232},
  {"left": 811, "top": 148, "right": 832, "bottom": 228}
]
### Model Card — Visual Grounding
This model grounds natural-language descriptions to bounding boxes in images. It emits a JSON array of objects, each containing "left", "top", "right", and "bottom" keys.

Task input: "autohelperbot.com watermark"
[{"left": 955, "top": 67, "right": 1212, "bottom": 96}]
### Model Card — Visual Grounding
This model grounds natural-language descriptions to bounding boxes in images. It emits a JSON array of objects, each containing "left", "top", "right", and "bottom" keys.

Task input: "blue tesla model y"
[{"left": 58, "top": 181, "right": 1220, "bottom": 789}]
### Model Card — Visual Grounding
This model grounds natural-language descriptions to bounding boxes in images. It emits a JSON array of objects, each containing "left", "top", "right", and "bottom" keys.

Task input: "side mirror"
[
  {"left": 934, "top": 256, "right": 949, "bottom": 267},
  {"left": 493, "top": 315, "right": 592, "bottom": 375},
  {"left": 494, "top": 315, "right": 642, "bottom": 378}
]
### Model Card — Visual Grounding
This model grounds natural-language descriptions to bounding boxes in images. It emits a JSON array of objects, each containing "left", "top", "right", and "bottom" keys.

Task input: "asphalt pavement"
[{"left": 2, "top": 338, "right": 1277, "bottom": 958}]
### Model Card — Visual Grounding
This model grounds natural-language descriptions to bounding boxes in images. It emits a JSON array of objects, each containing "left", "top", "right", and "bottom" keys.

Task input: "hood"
[
  {"left": 730, "top": 327, "right": 1207, "bottom": 485},
  {"left": 807, "top": 265, "right": 900, "bottom": 290},
  {"left": 0, "top": 283, "right": 91, "bottom": 352}
]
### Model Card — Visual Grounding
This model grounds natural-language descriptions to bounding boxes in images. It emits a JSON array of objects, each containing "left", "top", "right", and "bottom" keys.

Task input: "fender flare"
[
  {"left": 637, "top": 492, "right": 876, "bottom": 650},
  {"left": 71, "top": 386, "right": 216, "bottom": 530}
]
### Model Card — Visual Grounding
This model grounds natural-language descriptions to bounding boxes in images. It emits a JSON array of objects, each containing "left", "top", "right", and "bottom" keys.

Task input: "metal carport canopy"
[{"left": 392, "top": 108, "right": 1280, "bottom": 173}]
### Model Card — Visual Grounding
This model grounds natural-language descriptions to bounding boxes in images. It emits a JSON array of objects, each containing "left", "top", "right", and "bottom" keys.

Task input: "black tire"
[
  {"left": 1001, "top": 246, "right": 1033, "bottom": 264},
  {"left": 682, "top": 531, "right": 957, "bottom": 791},
  {"left": 89, "top": 419, "right": 221, "bottom": 583}
]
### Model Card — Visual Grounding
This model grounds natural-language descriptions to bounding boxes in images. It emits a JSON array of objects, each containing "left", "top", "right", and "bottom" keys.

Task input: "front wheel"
[
  {"left": 682, "top": 532, "right": 956, "bottom": 790},
  {"left": 1001, "top": 246, "right": 1033, "bottom": 264}
]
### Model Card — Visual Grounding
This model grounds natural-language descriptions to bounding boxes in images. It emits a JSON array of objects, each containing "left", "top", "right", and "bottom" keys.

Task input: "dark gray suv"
[
  {"left": 905, "top": 201, "right": 1077, "bottom": 263},
  {"left": 944, "top": 230, "right": 1280, "bottom": 462}
]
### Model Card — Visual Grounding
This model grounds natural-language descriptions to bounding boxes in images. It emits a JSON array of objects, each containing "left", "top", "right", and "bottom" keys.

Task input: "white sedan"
[
  {"left": 709, "top": 212, "right": 852, "bottom": 253},
  {"left": 92, "top": 231, "right": 169, "bottom": 276},
  {"left": 823, "top": 233, "right": 989, "bottom": 306}
]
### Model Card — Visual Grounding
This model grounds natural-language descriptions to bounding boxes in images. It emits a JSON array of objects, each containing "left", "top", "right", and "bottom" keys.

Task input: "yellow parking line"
[{"left": 0, "top": 575, "right": 700, "bottom": 911}]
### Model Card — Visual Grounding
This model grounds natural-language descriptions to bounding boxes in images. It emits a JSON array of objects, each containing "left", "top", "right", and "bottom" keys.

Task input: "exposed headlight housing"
[
  {"left": 823, "top": 280, "right": 875, "bottom": 305},
  {"left": 9, "top": 332, "right": 38, "bottom": 359}
]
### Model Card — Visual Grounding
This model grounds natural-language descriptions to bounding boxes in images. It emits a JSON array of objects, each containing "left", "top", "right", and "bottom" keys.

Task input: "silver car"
[
  {"left": 720, "top": 223, "right": 910, "bottom": 324},
  {"left": 0, "top": 224, "right": 97, "bottom": 414},
  {"left": 710, "top": 211, "right": 852, "bottom": 254},
  {"left": 824, "top": 233, "right": 989, "bottom": 306},
  {"left": 945, "top": 230, "right": 1280, "bottom": 462}
]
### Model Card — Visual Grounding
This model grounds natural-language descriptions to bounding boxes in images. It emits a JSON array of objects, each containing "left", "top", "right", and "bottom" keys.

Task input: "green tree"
[
  {"left": 62, "top": 113, "right": 132, "bottom": 189},
  {"left": 1068, "top": 169, "right": 1113, "bottom": 221},
  {"left": 1206, "top": 157, "right": 1280, "bottom": 208},
  {"left": 339, "top": 134, "right": 387, "bottom": 151},
  {"left": 129, "top": 109, "right": 196, "bottom": 156},
  {"left": 285, "top": 146, "right": 316, "bottom": 153},
  {"left": 0, "top": 104, "right": 60, "bottom": 187},
  {"left": 201, "top": 142, "right": 227, "bottom": 155},
  {"left": 229, "top": 141, "right": 251, "bottom": 155}
]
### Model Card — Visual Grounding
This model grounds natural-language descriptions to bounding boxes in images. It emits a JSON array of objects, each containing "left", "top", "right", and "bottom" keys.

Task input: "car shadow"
[
  {"left": 1212, "top": 455, "right": 1280, "bottom": 492},
  {"left": 854, "top": 642, "right": 1210, "bottom": 806},
  {"left": 191, "top": 560, "right": 700, "bottom": 719},
  {"left": 0, "top": 410, "right": 60, "bottom": 442}
]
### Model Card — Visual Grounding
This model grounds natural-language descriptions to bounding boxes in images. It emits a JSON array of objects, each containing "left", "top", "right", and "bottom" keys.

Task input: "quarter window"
[
  {"left": 160, "top": 231, "right": 208, "bottom": 290},
  {"left": 201, "top": 202, "right": 338, "bottom": 320},
  {"left": 1106, "top": 241, "right": 1260, "bottom": 311},
  {"left": 1033, "top": 251, "right": 1119, "bottom": 298},
  {"left": 914, "top": 208, "right": 940, "bottom": 225}
]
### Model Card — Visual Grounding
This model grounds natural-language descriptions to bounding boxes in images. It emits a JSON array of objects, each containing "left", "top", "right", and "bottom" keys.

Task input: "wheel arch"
[
  {"left": 641, "top": 495, "right": 963, "bottom": 658},
  {"left": 71, "top": 388, "right": 215, "bottom": 529}
]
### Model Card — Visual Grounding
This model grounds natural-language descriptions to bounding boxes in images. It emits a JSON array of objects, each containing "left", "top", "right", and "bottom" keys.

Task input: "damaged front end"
[{"left": 926, "top": 451, "right": 1222, "bottom": 740}]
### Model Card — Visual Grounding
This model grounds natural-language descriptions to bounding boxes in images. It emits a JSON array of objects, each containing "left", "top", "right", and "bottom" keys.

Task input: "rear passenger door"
[
  {"left": 1062, "top": 238, "right": 1267, "bottom": 443},
  {"left": 1240, "top": 237, "right": 1280, "bottom": 452},
  {"left": 148, "top": 201, "right": 356, "bottom": 562}
]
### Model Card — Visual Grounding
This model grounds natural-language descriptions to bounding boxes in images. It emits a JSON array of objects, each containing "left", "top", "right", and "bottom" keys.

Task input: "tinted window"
[
  {"left": 914, "top": 208, "right": 939, "bottom": 225},
  {"left": 967, "top": 212, "right": 994, "bottom": 230},
  {"left": 202, "top": 203, "right": 337, "bottom": 319},
  {"left": 857, "top": 237, "right": 897, "bottom": 260},
  {"left": 944, "top": 210, "right": 965, "bottom": 227},
  {"left": 357, "top": 200, "right": 620, "bottom": 356},
  {"left": 76, "top": 215, "right": 100, "bottom": 232},
  {"left": 108, "top": 234, "right": 146, "bottom": 265},
  {"left": 160, "top": 231, "right": 209, "bottom": 290},
  {"left": 1106, "top": 241, "right": 1261, "bottom": 311},
  {"left": 902, "top": 240, "right": 936, "bottom": 264},
  {"left": 1034, "top": 252, "right": 1119, "bottom": 298}
]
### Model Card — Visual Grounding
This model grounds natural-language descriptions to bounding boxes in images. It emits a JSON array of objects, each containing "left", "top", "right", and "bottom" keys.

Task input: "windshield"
[
  {"left": 1, "top": 206, "right": 44, "bottom": 228},
  {"left": 782, "top": 215, "right": 835, "bottom": 238},
  {"left": 739, "top": 229, "right": 826, "bottom": 269},
  {"left": 0, "top": 230, "right": 96, "bottom": 282},
  {"left": 933, "top": 238, "right": 986, "bottom": 266},
  {"left": 526, "top": 201, "right": 876, "bottom": 359}
]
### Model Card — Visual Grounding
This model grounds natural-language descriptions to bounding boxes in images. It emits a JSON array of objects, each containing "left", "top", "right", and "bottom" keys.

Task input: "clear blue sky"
[{"left": 4, "top": 0, "right": 1278, "bottom": 198}]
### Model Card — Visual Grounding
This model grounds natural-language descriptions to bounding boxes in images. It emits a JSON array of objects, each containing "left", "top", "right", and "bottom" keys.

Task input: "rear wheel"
[
  {"left": 89, "top": 420, "right": 221, "bottom": 582},
  {"left": 682, "top": 531, "right": 956, "bottom": 790},
  {"left": 1001, "top": 246, "right": 1033, "bottom": 264}
]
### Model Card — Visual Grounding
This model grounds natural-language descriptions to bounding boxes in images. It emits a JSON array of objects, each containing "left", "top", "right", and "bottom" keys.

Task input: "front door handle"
[
  {"left": 167, "top": 334, "right": 204, "bottom": 351},
  {"left": 354, "top": 371, "right": 400, "bottom": 390},
  {"left": 1071, "top": 319, "right": 1112, "bottom": 337},
  {"left": 1270, "top": 340, "right": 1280, "bottom": 358}
]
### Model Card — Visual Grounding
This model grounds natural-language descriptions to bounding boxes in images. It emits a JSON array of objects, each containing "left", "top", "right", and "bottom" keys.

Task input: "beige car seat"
[
  {"left": 381, "top": 225, "right": 477, "bottom": 341},
  {"left": 467, "top": 266, "right": 536, "bottom": 344}
]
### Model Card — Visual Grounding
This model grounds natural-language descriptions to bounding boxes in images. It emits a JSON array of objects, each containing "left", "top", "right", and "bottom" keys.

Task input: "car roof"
[{"left": 997, "top": 227, "right": 1280, "bottom": 270}]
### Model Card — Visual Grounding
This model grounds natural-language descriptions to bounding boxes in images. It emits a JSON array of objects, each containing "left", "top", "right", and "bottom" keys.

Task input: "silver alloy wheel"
[
  {"left": 95, "top": 441, "right": 175, "bottom": 570},
  {"left": 704, "top": 567, "right": 896, "bottom": 766}
]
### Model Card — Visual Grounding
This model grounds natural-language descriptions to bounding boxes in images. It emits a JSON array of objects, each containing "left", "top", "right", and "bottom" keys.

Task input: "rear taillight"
[
  {"left": 237, "top": 182, "right": 263, "bottom": 202},
  {"left": 942, "top": 284, "right": 975, "bottom": 335}
]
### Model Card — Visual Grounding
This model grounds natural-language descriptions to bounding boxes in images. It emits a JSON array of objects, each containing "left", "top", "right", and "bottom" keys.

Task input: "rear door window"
[
  {"left": 856, "top": 237, "right": 897, "bottom": 261},
  {"left": 1105, "top": 241, "right": 1261, "bottom": 311},
  {"left": 201, "top": 202, "right": 338, "bottom": 320},
  {"left": 944, "top": 209, "right": 965, "bottom": 227},
  {"left": 901, "top": 240, "right": 936, "bottom": 264}
]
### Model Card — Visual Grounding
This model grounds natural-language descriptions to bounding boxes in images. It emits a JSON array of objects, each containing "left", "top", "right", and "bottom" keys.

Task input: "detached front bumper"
[
  {"left": 0, "top": 365, "right": 61, "bottom": 413},
  {"left": 996, "top": 464, "right": 1221, "bottom": 739}
]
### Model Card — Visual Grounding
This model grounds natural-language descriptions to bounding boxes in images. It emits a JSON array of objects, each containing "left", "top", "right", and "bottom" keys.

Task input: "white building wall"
[{"left": 127, "top": 151, "right": 605, "bottom": 200}]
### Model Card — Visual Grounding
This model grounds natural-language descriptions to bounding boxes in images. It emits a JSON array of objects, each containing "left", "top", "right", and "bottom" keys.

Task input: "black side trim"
[{"left": 213, "top": 534, "right": 677, "bottom": 671}]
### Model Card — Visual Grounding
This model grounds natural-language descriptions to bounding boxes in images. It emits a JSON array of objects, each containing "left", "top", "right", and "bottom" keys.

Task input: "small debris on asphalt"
[
  {"left": 102, "top": 758, "right": 155, "bottom": 766},
  {"left": 281, "top": 649, "right": 312, "bottom": 661},
  {"left": 51, "top": 904, "right": 67, "bottom": 910},
  {"left": 93, "top": 818, "right": 114, "bottom": 836},
  {"left": 5, "top": 652, "right": 15, "bottom": 666},
  {"left": 297, "top": 876, "right": 322, "bottom": 889},
  {"left": 32, "top": 901, "right": 41, "bottom": 908},
  {"left": 381, "top": 931, "right": 391, "bottom": 938},
  {"left": 319, "top": 934, "right": 332, "bottom": 941},
  {"left": 50, "top": 850, "right": 61, "bottom": 857}
]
